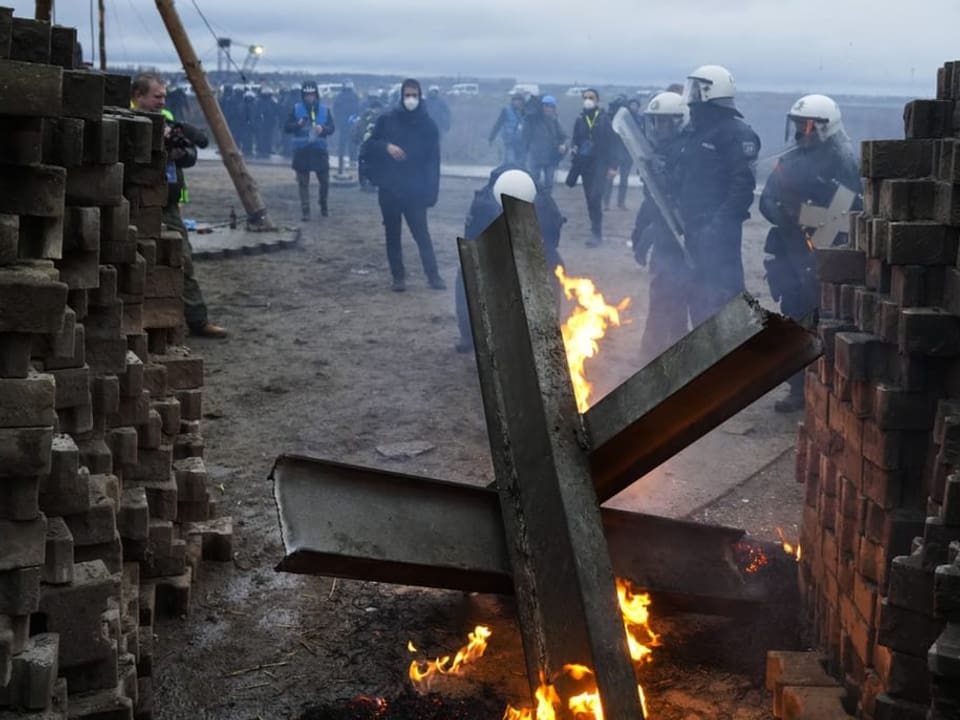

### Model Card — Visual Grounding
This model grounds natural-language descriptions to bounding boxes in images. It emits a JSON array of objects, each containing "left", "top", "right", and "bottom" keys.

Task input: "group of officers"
[
  {"left": 140, "top": 64, "right": 863, "bottom": 413},
  {"left": 476, "top": 64, "right": 862, "bottom": 413}
]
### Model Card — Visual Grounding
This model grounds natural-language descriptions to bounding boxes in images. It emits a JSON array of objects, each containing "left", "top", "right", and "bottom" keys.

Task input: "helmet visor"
[
  {"left": 682, "top": 77, "right": 706, "bottom": 105},
  {"left": 785, "top": 115, "right": 822, "bottom": 144}
]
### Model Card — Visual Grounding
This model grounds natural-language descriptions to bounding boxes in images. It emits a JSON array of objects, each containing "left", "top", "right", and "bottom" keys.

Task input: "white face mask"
[
  {"left": 403, "top": 96, "right": 420, "bottom": 111},
  {"left": 583, "top": 98, "right": 597, "bottom": 111}
]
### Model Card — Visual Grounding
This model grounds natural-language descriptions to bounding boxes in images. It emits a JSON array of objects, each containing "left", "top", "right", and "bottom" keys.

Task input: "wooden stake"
[
  {"left": 35, "top": 0, "right": 53, "bottom": 21},
  {"left": 97, "top": 0, "right": 106, "bottom": 70},
  {"left": 154, "top": 0, "right": 272, "bottom": 227}
]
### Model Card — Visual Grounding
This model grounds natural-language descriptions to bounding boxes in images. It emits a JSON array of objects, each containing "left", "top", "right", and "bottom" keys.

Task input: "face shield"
[
  {"left": 785, "top": 115, "right": 823, "bottom": 146},
  {"left": 682, "top": 77, "right": 707, "bottom": 105},
  {"left": 645, "top": 114, "right": 683, "bottom": 144}
]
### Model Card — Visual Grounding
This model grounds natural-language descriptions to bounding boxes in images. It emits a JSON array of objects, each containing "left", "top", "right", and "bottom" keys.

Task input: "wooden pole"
[
  {"left": 154, "top": 0, "right": 271, "bottom": 226},
  {"left": 97, "top": 0, "right": 106, "bottom": 70},
  {"left": 35, "top": 0, "right": 53, "bottom": 21}
]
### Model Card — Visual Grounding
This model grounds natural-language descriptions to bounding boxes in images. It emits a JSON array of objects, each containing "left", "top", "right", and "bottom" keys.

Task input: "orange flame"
[
  {"left": 735, "top": 542, "right": 769, "bottom": 574},
  {"left": 407, "top": 625, "right": 492, "bottom": 692},
  {"left": 555, "top": 266, "right": 631, "bottom": 413},
  {"left": 502, "top": 579, "right": 655, "bottom": 719},
  {"left": 776, "top": 527, "right": 802, "bottom": 562}
]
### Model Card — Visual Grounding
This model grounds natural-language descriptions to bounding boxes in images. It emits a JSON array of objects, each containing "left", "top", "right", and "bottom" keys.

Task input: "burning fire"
[
  {"left": 776, "top": 527, "right": 802, "bottom": 562},
  {"left": 555, "top": 266, "right": 631, "bottom": 413},
  {"left": 502, "top": 578, "right": 657, "bottom": 719},
  {"left": 735, "top": 542, "right": 770, "bottom": 574},
  {"left": 408, "top": 625, "right": 492, "bottom": 691}
]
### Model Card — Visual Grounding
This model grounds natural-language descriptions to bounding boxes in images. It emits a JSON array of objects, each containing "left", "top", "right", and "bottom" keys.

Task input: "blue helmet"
[{"left": 542, "top": 95, "right": 557, "bottom": 106}]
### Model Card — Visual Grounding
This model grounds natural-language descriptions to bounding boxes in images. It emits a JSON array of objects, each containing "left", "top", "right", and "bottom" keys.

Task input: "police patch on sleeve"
[{"left": 742, "top": 140, "right": 758, "bottom": 159}]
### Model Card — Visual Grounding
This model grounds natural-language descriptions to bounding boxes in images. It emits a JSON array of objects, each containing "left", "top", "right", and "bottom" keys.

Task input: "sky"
[{"left": 12, "top": 0, "right": 959, "bottom": 96}]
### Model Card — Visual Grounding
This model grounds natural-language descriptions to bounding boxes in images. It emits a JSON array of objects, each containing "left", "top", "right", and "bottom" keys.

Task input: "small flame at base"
[{"left": 407, "top": 625, "right": 492, "bottom": 692}]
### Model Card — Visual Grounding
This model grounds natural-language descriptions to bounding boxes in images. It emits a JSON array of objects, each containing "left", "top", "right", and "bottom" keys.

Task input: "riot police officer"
[
  {"left": 631, "top": 91, "right": 690, "bottom": 363},
  {"left": 676, "top": 65, "right": 761, "bottom": 325},
  {"left": 760, "top": 94, "right": 862, "bottom": 412}
]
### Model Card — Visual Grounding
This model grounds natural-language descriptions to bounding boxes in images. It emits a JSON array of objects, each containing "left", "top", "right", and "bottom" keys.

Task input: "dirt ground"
[{"left": 152, "top": 158, "right": 806, "bottom": 720}]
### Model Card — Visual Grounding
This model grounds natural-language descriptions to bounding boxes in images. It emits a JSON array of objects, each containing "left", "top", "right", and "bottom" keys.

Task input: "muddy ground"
[{"left": 152, "top": 158, "right": 807, "bottom": 720}]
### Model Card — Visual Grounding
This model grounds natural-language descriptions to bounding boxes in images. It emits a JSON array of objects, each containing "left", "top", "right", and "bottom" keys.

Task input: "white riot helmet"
[
  {"left": 492, "top": 169, "right": 537, "bottom": 208},
  {"left": 683, "top": 65, "right": 737, "bottom": 110},
  {"left": 644, "top": 91, "right": 687, "bottom": 140},
  {"left": 786, "top": 94, "right": 843, "bottom": 144}
]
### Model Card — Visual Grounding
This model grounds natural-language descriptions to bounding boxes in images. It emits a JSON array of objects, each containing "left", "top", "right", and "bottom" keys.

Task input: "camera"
[{"left": 165, "top": 120, "right": 209, "bottom": 151}]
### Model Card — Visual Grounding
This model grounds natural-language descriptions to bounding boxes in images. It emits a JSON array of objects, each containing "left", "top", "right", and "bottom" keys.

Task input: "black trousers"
[
  {"left": 603, "top": 158, "right": 632, "bottom": 208},
  {"left": 580, "top": 161, "right": 604, "bottom": 238},
  {"left": 378, "top": 189, "right": 439, "bottom": 281}
]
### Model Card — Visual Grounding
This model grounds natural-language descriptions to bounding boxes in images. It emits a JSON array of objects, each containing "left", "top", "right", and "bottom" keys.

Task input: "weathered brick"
[
  {"left": 0, "top": 371, "right": 56, "bottom": 428},
  {"left": 0, "top": 116, "right": 42, "bottom": 166},
  {"left": 872, "top": 692, "right": 928, "bottom": 720},
  {"left": 878, "top": 179, "right": 937, "bottom": 221},
  {"left": 878, "top": 597, "right": 946, "bottom": 657},
  {"left": 43, "top": 516, "right": 73, "bottom": 585},
  {"left": 934, "top": 182, "right": 960, "bottom": 225},
  {"left": 0, "top": 515, "right": 46, "bottom": 572},
  {"left": 175, "top": 388, "right": 202, "bottom": 421},
  {"left": 816, "top": 248, "right": 866, "bottom": 285},
  {"left": 886, "top": 222, "right": 958, "bottom": 265},
  {"left": 904, "top": 99, "right": 955, "bottom": 139},
  {"left": 0, "top": 426, "right": 53, "bottom": 478},
  {"left": 873, "top": 643, "right": 930, "bottom": 703},
  {"left": 865, "top": 257, "right": 891, "bottom": 293},
  {"left": 888, "top": 552, "right": 937, "bottom": 615},
  {"left": 83, "top": 117, "right": 119, "bottom": 165},
  {"left": 872, "top": 383, "right": 937, "bottom": 430},
  {"left": 41, "top": 116, "right": 84, "bottom": 168},
  {"left": 0, "top": 266, "right": 67, "bottom": 335},
  {"left": 899, "top": 307, "right": 960, "bottom": 356},
  {"left": 862, "top": 139, "right": 934, "bottom": 179},
  {"left": 0, "top": 59, "right": 61, "bottom": 117},
  {"left": 9, "top": 17, "right": 50, "bottom": 63}
]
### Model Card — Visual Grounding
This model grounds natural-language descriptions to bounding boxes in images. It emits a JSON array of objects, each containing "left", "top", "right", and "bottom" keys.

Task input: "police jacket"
[
  {"left": 366, "top": 102, "right": 441, "bottom": 206},
  {"left": 675, "top": 106, "right": 760, "bottom": 230},
  {"left": 759, "top": 136, "right": 862, "bottom": 239}
]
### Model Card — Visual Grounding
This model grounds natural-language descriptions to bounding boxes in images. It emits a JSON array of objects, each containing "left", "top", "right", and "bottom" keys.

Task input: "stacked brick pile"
[
  {"left": 0, "top": 8, "right": 230, "bottom": 720},
  {"left": 788, "top": 59, "right": 960, "bottom": 720}
]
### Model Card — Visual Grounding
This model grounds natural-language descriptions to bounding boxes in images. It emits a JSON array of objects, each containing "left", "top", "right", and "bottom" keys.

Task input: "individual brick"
[
  {"left": 64, "top": 685, "right": 133, "bottom": 719},
  {"left": 107, "top": 426, "right": 138, "bottom": 467},
  {"left": 873, "top": 643, "right": 931, "bottom": 703},
  {"left": 899, "top": 307, "right": 960, "bottom": 356},
  {"left": 0, "top": 59, "right": 62, "bottom": 117},
  {"left": 0, "top": 164, "right": 65, "bottom": 217},
  {"left": 861, "top": 139, "right": 934, "bottom": 179},
  {"left": 0, "top": 476, "right": 40, "bottom": 521},
  {"left": 119, "top": 351, "right": 144, "bottom": 398},
  {"left": 153, "top": 567, "right": 192, "bottom": 618},
  {"left": 0, "top": 116, "right": 42, "bottom": 165},
  {"left": 0, "top": 566, "right": 40, "bottom": 616},
  {"left": 66, "top": 162, "right": 124, "bottom": 207},
  {"left": 61, "top": 68, "right": 104, "bottom": 121},
  {"left": 0, "top": 265, "right": 67, "bottom": 334},
  {"left": 83, "top": 117, "right": 119, "bottom": 165},
  {"left": 0, "top": 213, "right": 17, "bottom": 265},
  {"left": 117, "top": 115, "right": 154, "bottom": 164},
  {"left": 172, "top": 456, "right": 207, "bottom": 502},
  {"left": 117, "top": 487, "right": 149, "bottom": 542},
  {"left": 109, "top": 389, "right": 150, "bottom": 428},
  {"left": 43, "top": 516, "right": 74, "bottom": 585},
  {"left": 0, "top": 515, "right": 46, "bottom": 572},
  {"left": 927, "top": 622, "right": 960, "bottom": 677},
  {"left": 137, "top": 409, "right": 162, "bottom": 450},
  {"left": 0, "top": 426, "right": 53, "bottom": 478},
  {"left": 878, "top": 178, "right": 937, "bottom": 221},
  {"left": 934, "top": 181, "right": 960, "bottom": 225},
  {"left": 833, "top": 332, "right": 884, "bottom": 381},
  {"left": 885, "top": 221, "right": 958, "bottom": 265},
  {"left": 872, "top": 693, "right": 929, "bottom": 720},
  {"left": 63, "top": 207, "right": 101, "bottom": 253},
  {"left": 64, "top": 487, "right": 116, "bottom": 548},
  {"left": 175, "top": 388, "right": 202, "bottom": 421},
  {"left": 74, "top": 529, "right": 123, "bottom": 574},
  {"left": 877, "top": 598, "right": 946, "bottom": 657},
  {"left": 49, "top": 24, "right": 77, "bottom": 69},
  {"left": 56, "top": 248, "right": 101, "bottom": 290},
  {"left": 934, "top": 563, "right": 960, "bottom": 626},
  {"left": 39, "top": 434, "right": 91, "bottom": 517},
  {"left": 50, "top": 365, "right": 91, "bottom": 410},
  {"left": 888, "top": 551, "right": 937, "bottom": 615},
  {"left": 184, "top": 516, "right": 232, "bottom": 562},
  {"left": 815, "top": 247, "right": 866, "bottom": 285},
  {"left": 904, "top": 99, "right": 955, "bottom": 139},
  {"left": 9, "top": 17, "right": 50, "bottom": 63},
  {"left": 42, "top": 116, "right": 84, "bottom": 167},
  {"left": 871, "top": 383, "right": 937, "bottom": 430},
  {"left": 173, "top": 431, "right": 204, "bottom": 461},
  {"left": 103, "top": 72, "right": 132, "bottom": 108},
  {"left": 0, "top": 370, "right": 55, "bottom": 428},
  {"left": 0, "top": 633, "right": 59, "bottom": 710}
]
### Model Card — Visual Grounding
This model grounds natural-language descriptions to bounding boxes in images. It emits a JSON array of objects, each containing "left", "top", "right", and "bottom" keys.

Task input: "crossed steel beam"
[{"left": 272, "top": 199, "right": 822, "bottom": 718}]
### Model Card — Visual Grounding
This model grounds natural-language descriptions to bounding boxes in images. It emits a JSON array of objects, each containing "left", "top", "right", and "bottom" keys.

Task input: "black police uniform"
[{"left": 674, "top": 103, "right": 760, "bottom": 325}]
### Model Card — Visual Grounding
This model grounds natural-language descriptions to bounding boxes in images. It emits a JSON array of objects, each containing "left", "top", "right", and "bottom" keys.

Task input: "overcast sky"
[{"left": 13, "top": 0, "right": 957, "bottom": 95}]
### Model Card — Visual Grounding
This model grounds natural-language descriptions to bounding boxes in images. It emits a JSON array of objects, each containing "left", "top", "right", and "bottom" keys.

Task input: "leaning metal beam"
[
  {"left": 272, "top": 454, "right": 769, "bottom": 612},
  {"left": 585, "top": 294, "right": 822, "bottom": 503},
  {"left": 459, "top": 198, "right": 644, "bottom": 717}
]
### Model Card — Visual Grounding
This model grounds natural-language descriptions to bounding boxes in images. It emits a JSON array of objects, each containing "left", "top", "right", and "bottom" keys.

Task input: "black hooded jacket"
[{"left": 365, "top": 81, "right": 440, "bottom": 206}]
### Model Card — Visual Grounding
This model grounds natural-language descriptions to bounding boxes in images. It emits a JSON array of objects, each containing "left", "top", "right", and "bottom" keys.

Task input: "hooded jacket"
[{"left": 365, "top": 82, "right": 440, "bottom": 206}]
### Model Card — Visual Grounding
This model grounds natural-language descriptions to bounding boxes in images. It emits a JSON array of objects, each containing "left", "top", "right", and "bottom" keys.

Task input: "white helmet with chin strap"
[
  {"left": 492, "top": 169, "right": 537, "bottom": 208},
  {"left": 644, "top": 91, "right": 688, "bottom": 138},
  {"left": 683, "top": 65, "right": 737, "bottom": 111},
  {"left": 786, "top": 93, "right": 843, "bottom": 143}
]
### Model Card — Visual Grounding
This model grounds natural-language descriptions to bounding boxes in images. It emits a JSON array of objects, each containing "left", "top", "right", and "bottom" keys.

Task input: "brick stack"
[
  {"left": 793, "top": 60, "right": 960, "bottom": 720},
  {"left": 0, "top": 7, "right": 230, "bottom": 720}
]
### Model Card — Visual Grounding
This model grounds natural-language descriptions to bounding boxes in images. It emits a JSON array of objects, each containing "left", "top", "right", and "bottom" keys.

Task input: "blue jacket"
[{"left": 287, "top": 102, "right": 334, "bottom": 151}]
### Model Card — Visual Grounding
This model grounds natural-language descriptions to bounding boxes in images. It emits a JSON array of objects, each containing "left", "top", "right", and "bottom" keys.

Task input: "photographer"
[{"left": 132, "top": 73, "right": 227, "bottom": 338}]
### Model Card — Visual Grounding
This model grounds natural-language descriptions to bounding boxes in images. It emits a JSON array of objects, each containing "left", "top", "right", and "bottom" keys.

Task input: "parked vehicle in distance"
[
  {"left": 565, "top": 86, "right": 589, "bottom": 96},
  {"left": 447, "top": 82, "right": 480, "bottom": 96},
  {"left": 509, "top": 83, "right": 540, "bottom": 97}
]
